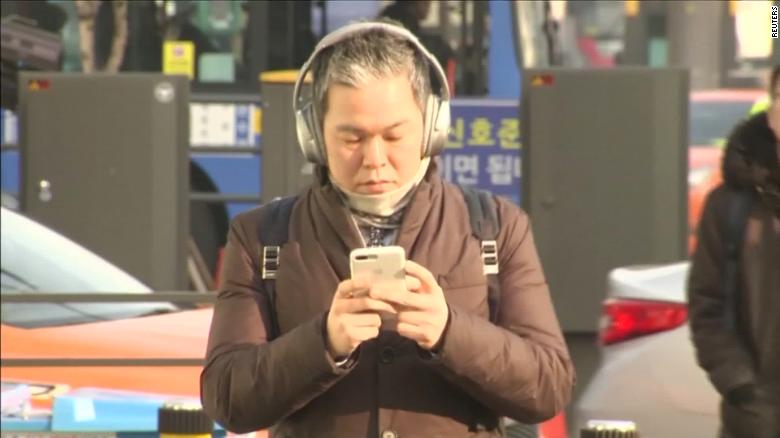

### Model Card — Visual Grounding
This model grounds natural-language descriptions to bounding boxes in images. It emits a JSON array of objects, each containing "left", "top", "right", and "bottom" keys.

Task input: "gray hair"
[{"left": 311, "top": 21, "right": 432, "bottom": 123}]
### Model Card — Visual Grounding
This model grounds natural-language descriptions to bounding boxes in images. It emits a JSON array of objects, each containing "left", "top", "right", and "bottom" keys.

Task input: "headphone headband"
[
  {"left": 292, "top": 21, "right": 451, "bottom": 165},
  {"left": 293, "top": 22, "right": 450, "bottom": 110}
]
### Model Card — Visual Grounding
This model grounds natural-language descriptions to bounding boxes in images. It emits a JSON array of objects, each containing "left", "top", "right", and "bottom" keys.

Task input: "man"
[
  {"left": 201, "top": 21, "right": 574, "bottom": 437},
  {"left": 688, "top": 66, "right": 780, "bottom": 438}
]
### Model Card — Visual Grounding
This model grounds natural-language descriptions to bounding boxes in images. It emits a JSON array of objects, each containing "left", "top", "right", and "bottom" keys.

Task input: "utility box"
[
  {"left": 521, "top": 68, "right": 688, "bottom": 332},
  {"left": 19, "top": 73, "right": 190, "bottom": 291},
  {"left": 260, "top": 71, "right": 314, "bottom": 202}
]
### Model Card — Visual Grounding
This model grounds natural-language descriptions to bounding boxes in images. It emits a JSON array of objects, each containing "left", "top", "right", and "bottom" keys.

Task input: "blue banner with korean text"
[{"left": 439, "top": 99, "right": 521, "bottom": 205}]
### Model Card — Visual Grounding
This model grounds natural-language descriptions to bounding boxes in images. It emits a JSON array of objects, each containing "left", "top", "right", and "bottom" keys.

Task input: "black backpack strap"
[
  {"left": 461, "top": 186, "right": 499, "bottom": 241},
  {"left": 459, "top": 186, "right": 501, "bottom": 323},
  {"left": 257, "top": 196, "right": 297, "bottom": 339},
  {"left": 722, "top": 188, "right": 753, "bottom": 331}
]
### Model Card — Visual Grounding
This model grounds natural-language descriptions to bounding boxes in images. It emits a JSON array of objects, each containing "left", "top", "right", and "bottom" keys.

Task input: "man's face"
[{"left": 322, "top": 72, "right": 425, "bottom": 194}]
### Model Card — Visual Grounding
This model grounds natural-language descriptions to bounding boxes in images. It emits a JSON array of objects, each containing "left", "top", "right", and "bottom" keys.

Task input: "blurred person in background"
[
  {"left": 378, "top": 0, "right": 430, "bottom": 36},
  {"left": 200, "top": 20, "right": 573, "bottom": 437},
  {"left": 378, "top": 0, "right": 454, "bottom": 77},
  {"left": 688, "top": 66, "right": 780, "bottom": 438}
]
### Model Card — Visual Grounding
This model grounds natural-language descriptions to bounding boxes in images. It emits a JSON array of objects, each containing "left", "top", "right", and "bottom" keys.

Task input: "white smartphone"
[{"left": 349, "top": 246, "right": 406, "bottom": 298}]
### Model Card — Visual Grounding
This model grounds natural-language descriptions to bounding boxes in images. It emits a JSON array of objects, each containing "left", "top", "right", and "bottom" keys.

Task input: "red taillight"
[{"left": 599, "top": 299, "right": 688, "bottom": 345}]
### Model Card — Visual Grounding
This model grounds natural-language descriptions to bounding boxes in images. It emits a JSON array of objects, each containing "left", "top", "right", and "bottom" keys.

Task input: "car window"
[
  {"left": 1, "top": 208, "right": 176, "bottom": 328},
  {"left": 689, "top": 100, "right": 754, "bottom": 147}
]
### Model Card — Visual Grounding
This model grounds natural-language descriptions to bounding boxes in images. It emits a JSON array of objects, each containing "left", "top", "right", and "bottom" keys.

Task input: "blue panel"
[
  {"left": 191, "top": 153, "right": 261, "bottom": 219},
  {"left": 440, "top": 99, "right": 522, "bottom": 205},
  {"left": 3, "top": 388, "right": 229, "bottom": 435},
  {"left": 1, "top": 149, "right": 20, "bottom": 195},
  {"left": 191, "top": 153, "right": 261, "bottom": 195},
  {"left": 51, "top": 389, "right": 173, "bottom": 431},
  {"left": 225, "top": 202, "right": 259, "bottom": 218},
  {"left": 0, "top": 417, "right": 52, "bottom": 431},
  {"left": 487, "top": 0, "right": 522, "bottom": 99},
  {"left": 49, "top": 388, "right": 227, "bottom": 433}
]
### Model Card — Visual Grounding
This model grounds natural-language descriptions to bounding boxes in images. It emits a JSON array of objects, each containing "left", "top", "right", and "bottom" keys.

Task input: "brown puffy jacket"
[
  {"left": 688, "top": 112, "right": 780, "bottom": 438},
  {"left": 201, "top": 169, "right": 574, "bottom": 437}
]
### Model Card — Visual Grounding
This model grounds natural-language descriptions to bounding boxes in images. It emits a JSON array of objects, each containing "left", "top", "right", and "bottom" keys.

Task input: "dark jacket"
[
  {"left": 688, "top": 112, "right": 780, "bottom": 438},
  {"left": 200, "top": 170, "right": 575, "bottom": 437}
]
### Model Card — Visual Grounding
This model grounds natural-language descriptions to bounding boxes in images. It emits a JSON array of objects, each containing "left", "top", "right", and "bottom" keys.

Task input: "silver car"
[{"left": 573, "top": 262, "right": 720, "bottom": 438}]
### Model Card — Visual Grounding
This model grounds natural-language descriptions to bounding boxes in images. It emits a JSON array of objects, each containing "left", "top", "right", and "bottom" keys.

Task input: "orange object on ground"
[
  {"left": 539, "top": 411, "right": 568, "bottom": 438},
  {"left": 1, "top": 308, "right": 212, "bottom": 397}
]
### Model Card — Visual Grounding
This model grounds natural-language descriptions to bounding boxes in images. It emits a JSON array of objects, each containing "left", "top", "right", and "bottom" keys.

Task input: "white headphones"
[{"left": 293, "top": 21, "right": 451, "bottom": 166}]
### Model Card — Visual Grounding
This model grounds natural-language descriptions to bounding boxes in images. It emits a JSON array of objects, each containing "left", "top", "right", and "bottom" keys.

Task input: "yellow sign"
[
  {"left": 254, "top": 106, "right": 263, "bottom": 135},
  {"left": 445, "top": 117, "right": 465, "bottom": 148},
  {"left": 728, "top": 0, "right": 737, "bottom": 16},
  {"left": 625, "top": 0, "right": 639, "bottom": 17},
  {"left": 445, "top": 117, "right": 521, "bottom": 150},
  {"left": 260, "top": 70, "right": 310, "bottom": 84},
  {"left": 163, "top": 41, "right": 195, "bottom": 79},
  {"left": 468, "top": 117, "right": 496, "bottom": 146}
]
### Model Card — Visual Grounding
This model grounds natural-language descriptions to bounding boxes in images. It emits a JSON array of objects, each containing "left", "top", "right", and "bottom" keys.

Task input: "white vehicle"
[
  {"left": 573, "top": 262, "right": 720, "bottom": 438},
  {"left": 0, "top": 206, "right": 174, "bottom": 327}
]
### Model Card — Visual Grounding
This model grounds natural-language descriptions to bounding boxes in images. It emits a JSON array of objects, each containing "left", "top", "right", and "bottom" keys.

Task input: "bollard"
[
  {"left": 159, "top": 402, "right": 214, "bottom": 438},
  {"left": 580, "top": 420, "right": 638, "bottom": 438}
]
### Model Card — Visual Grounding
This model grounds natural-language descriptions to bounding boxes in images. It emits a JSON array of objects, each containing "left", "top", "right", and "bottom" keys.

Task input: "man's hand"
[
  {"left": 371, "top": 260, "right": 449, "bottom": 350},
  {"left": 326, "top": 278, "right": 398, "bottom": 359}
]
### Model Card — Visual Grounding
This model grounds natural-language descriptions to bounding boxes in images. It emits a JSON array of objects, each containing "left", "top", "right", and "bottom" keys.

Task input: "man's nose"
[{"left": 362, "top": 138, "right": 388, "bottom": 168}]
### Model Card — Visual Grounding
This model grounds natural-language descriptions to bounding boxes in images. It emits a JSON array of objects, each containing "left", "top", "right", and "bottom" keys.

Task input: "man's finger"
[
  {"left": 342, "top": 297, "right": 398, "bottom": 314},
  {"left": 348, "top": 326, "right": 381, "bottom": 343},
  {"left": 336, "top": 278, "right": 371, "bottom": 298},
  {"left": 404, "top": 260, "right": 439, "bottom": 294},
  {"left": 396, "top": 322, "right": 423, "bottom": 342},
  {"left": 342, "top": 312, "right": 382, "bottom": 328},
  {"left": 396, "top": 310, "right": 430, "bottom": 326},
  {"left": 374, "top": 290, "right": 428, "bottom": 310},
  {"left": 404, "top": 275, "right": 422, "bottom": 292}
]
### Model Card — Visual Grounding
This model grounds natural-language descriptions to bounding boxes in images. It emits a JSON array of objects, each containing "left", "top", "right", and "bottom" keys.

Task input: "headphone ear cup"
[
  {"left": 421, "top": 95, "right": 437, "bottom": 157},
  {"left": 296, "top": 103, "right": 326, "bottom": 165},
  {"left": 308, "top": 109, "right": 326, "bottom": 165},
  {"left": 426, "top": 98, "right": 450, "bottom": 157}
]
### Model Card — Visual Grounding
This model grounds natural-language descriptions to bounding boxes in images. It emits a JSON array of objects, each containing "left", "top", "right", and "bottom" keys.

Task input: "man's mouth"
[{"left": 358, "top": 180, "right": 394, "bottom": 193}]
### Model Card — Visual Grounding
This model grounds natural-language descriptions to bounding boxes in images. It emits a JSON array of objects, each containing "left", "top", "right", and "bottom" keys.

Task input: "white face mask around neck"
[{"left": 329, "top": 157, "right": 431, "bottom": 217}]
